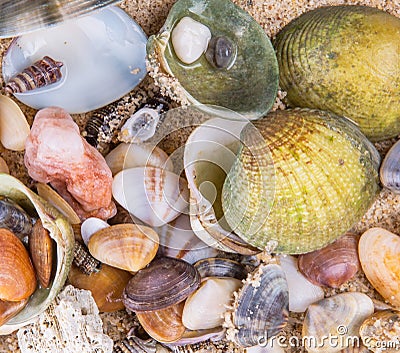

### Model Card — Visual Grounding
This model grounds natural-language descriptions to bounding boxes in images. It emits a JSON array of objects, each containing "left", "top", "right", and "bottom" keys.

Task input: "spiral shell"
[{"left": 73, "top": 242, "right": 102, "bottom": 275}]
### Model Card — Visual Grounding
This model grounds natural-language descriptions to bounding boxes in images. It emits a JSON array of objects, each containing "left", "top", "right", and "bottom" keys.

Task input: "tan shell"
[
  {"left": 88, "top": 223, "right": 159, "bottom": 272},
  {"left": 0, "top": 299, "right": 28, "bottom": 327},
  {"left": 0, "top": 157, "right": 9, "bottom": 174}
]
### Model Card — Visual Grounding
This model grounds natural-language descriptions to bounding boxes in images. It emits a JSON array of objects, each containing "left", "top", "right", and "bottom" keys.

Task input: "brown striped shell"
[{"left": 73, "top": 242, "right": 101, "bottom": 275}]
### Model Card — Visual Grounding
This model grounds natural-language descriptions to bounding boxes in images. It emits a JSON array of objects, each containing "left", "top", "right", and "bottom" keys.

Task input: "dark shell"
[
  {"left": 139, "top": 95, "right": 172, "bottom": 116},
  {"left": 123, "top": 257, "right": 201, "bottom": 312},
  {"left": 73, "top": 241, "right": 102, "bottom": 275},
  {"left": 113, "top": 336, "right": 157, "bottom": 353},
  {"left": 205, "top": 36, "right": 236, "bottom": 69},
  {"left": 0, "top": 196, "right": 33, "bottom": 240},
  {"left": 194, "top": 258, "right": 247, "bottom": 280},
  {"left": 5, "top": 56, "right": 63, "bottom": 94},
  {"left": 380, "top": 140, "right": 400, "bottom": 193}
]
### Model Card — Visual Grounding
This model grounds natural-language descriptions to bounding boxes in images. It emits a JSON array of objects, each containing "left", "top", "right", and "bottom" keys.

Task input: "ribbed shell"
[
  {"left": 222, "top": 109, "right": 380, "bottom": 254},
  {"left": 194, "top": 258, "right": 247, "bottom": 280},
  {"left": 274, "top": 5, "right": 400, "bottom": 141}
]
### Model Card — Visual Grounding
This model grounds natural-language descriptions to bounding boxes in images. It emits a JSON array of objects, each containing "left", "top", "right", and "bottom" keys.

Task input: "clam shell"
[
  {"left": 80, "top": 217, "right": 109, "bottom": 246},
  {"left": 298, "top": 233, "right": 360, "bottom": 288},
  {"left": 303, "top": 292, "right": 374, "bottom": 353},
  {"left": 136, "top": 302, "right": 186, "bottom": 343},
  {"left": 88, "top": 223, "right": 159, "bottom": 272},
  {"left": 2, "top": 7, "right": 147, "bottom": 114},
  {"left": 358, "top": 228, "right": 400, "bottom": 307},
  {"left": 112, "top": 167, "right": 189, "bottom": 227},
  {"left": 222, "top": 109, "right": 380, "bottom": 254},
  {"left": 193, "top": 258, "right": 247, "bottom": 281},
  {"left": 0, "top": 299, "right": 28, "bottom": 327},
  {"left": 380, "top": 140, "right": 400, "bottom": 193},
  {"left": 147, "top": 0, "right": 278, "bottom": 119},
  {"left": 274, "top": 5, "right": 400, "bottom": 141},
  {"left": 123, "top": 257, "right": 201, "bottom": 312}
]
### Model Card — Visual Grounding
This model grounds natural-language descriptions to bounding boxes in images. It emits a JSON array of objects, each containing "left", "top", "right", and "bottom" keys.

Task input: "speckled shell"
[
  {"left": 380, "top": 140, "right": 400, "bottom": 193},
  {"left": 222, "top": 109, "right": 380, "bottom": 254},
  {"left": 194, "top": 258, "right": 247, "bottom": 281},
  {"left": 72, "top": 242, "right": 101, "bottom": 275},
  {"left": 147, "top": 0, "right": 278, "bottom": 119},
  {"left": 123, "top": 257, "right": 201, "bottom": 312},
  {"left": 274, "top": 5, "right": 400, "bottom": 141}
]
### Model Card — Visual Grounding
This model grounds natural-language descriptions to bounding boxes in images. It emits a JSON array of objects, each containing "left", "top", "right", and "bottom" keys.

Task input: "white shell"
[
  {"left": 105, "top": 143, "right": 173, "bottom": 176},
  {"left": 182, "top": 277, "right": 242, "bottom": 330},
  {"left": 112, "top": 167, "right": 189, "bottom": 227},
  {"left": 81, "top": 217, "right": 110, "bottom": 246},
  {"left": 171, "top": 17, "right": 211, "bottom": 64},
  {"left": 2, "top": 7, "right": 147, "bottom": 114},
  {"left": 279, "top": 255, "right": 324, "bottom": 313}
]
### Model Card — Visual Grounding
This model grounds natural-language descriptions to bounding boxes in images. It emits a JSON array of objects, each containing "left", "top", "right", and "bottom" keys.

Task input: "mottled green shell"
[
  {"left": 222, "top": 109, "right": 380, "bottom": 254},
  {"left": 147, "top": 0, "right": 278, "bottom": 119},
  {"left": 274, "top": 5, "right": 400, "bottom": 141}
]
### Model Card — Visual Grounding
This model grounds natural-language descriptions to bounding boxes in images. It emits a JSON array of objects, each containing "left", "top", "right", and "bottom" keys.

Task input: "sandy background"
[{"left": 0, "top": 0, "right": 400, "bottom": 352}]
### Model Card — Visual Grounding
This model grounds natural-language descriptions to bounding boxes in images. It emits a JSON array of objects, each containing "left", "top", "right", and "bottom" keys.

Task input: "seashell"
[
  {"left": 147, "top": 0, "right": 278, "bottom": 119},
  {"left": 303, "top": 292, "right": 374, "bottom": 353},
  {"left": 2, "top": 7, "right": 147, "bottom": 114},
  {"left": 80, "top": 217, "right": 109, "bottom": 246},
  {"left": 68, "top": 263, "right": 132, "bottom": 312},
  {"left": 0, "top": 299, "right": 28, "bottom": 327},
  {"left": 274, "top": 5, "right": 400, "bottom": 141},
  {"left": 205, "top": 36, "right": 236, "bottom": 70},
  {"left": 171, "top": 17, "right": 212, "bottom": 65},
  {"left": 358, "top": 228, "right": 400, "bottom": 307},
  {"left": 105, "top": 143, "right": 173, "bottom": 176},
  {"left": 123, "top": 257, "right": 201, "bottom": 312},
  {"left": 29, "top": 219, "right": 54, "bottom": 288},
  {"left": 113, "top": 167, "right": 189, "bottom": 227},
  {"left": 193, "top": 258, "right": 247, "bottom": 281},
  {"left": 278, "top": 255, "right": 324, "bottom": 313},
  {"left": 0, "top": 95, "right": 30, "bottom": 151},
  {"left": 298, "top": 233, "right": 360, "bottom": 288},
  {"left": 113, "top": 335, "right": 158, "bottom": 353},
  {"left": 73, "top": 242, "right": 102, "bottom": 275},
  {"left": 88, "top": 223, "right": 159, "bottom": 272},
  {"left": 5, "top": 56, "right": 63, "bottom": 94},
  {"left": 0, "top": 157, "right": 9, "bottom": 174},
  {"left": 221, "top": 109, "right": 380, "bottom": 254},
  {"left": 360, "top": 310, "right": 400, "bottom": 353},
  {"left": 227, "top": 263, "right": 289, "bottom": 348},
  {"left": 182, "top": 277, "right": 242, "bottom": 330},
  {"left": 0, "top": 174, "right": 74, "bottom": 334},
  {"left": 0, "top": 196, "right": 33, "bottom": 240},
  {"left": 166, "top": 327, "right": 226, "bottom": 347},
  {"left": 380, "top": 140, "right": 400, "bottom": 194},
  {"left": 136, "top": 302, "right": 186, "bottom": 343},
  {"left": 0, "top": 228, "right": 37, "bottom": 301}
]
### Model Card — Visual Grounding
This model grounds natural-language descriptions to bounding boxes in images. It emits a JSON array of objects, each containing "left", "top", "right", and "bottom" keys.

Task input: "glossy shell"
[
  {"left": 222, "top": 109, "right": 380, "bottom": 254},
  {"left": 0, "top": 299, "right": 28, "bottom": 327},
  {"left": 0, "top": 196, "right": 32, "bottom": 239},
  {"left": 298, "top": 233, "right": 360, "bottom": 288},
  {"left": 274, "top": 5, "right": 400, "bottom": 141},
  {"left": 380, "top": 140, "right": 400, "bottom": 193},
  {"left": 123, "top": 257, "right": 201, "bottom": 312},
  {"left": 147, "top": 0, "right": 278, "bottom": 119},
  {"left": 2, "top": 7, "right": 147, "bottom": 114},
  {"left": 194, "top": 258, "right": 247, "bottom": 281}
]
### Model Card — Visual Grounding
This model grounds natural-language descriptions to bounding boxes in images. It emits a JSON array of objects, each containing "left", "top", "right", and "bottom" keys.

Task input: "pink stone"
[{"left": 25, "top": 107, "right": 116, "bottom": 220}]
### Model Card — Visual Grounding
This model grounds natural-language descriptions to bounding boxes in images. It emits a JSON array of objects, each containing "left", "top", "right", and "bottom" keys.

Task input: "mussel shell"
[
  {"left": 380, "top": 139, "right": 400, "bottom": 193},
  {"left": 194, "top": 258, "right": 247, "bottom": 281},
  {"left": 123, "top": 257, "right": 201, "bottom": 312}
]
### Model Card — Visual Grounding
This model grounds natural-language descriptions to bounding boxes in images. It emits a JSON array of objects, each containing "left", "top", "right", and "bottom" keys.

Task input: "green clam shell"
[
  {"left": 274, "top": 5, "right": 400, "bottom": 141},
  {"left": 0, "top": 174, "right": 74, "bottom": 332},
  {"left": 147, "top": 0, "right": 279, "bottom": 119},
  {"left": 222, "top": 109, "right": 380, "bottom": 254}
]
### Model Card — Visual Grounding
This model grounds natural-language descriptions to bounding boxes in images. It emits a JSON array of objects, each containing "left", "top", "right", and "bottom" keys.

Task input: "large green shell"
[
  {"left": 0, "top": 174, "right": 74, "bottom": 333},
  {"left": 274, "top": 5, "right": 400, "bottom": 141},
  {"left": 222, "top": 109, "right": 380, "bottom": 254},
  {"left": 147, "top": 0, "right": 278, "bottom": 119}
]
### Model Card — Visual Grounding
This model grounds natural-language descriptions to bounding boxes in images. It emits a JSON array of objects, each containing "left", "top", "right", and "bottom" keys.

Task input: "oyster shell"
[
  {"left": 147, "top": 0, "right": 278, "bottom": 119},
  {"left": 274, "top": 5, "right": 400, "bottom": 141},
  {"left": 2, "top": 6, "right": 147, "bottom": 114}
]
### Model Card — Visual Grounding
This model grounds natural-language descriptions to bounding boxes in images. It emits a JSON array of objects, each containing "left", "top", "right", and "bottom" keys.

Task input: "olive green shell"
[
  {"left": 222, "top": 109, "right": 380, "bottom": 254},
  {"left": 0, "top": 174, "right": 74, "bottom": 333},
  {"left": 274, "top": 5, "right": 400, "bottom": 141},
  {"left": 147, "top": 0, "right": 278, "bottom": 119}
]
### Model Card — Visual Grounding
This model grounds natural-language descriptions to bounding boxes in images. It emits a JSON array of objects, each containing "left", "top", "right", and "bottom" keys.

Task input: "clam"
[
  {"left": 274, "top": 5, "right": 400, "bottom": 141},
  {"left": 88, "top": 223, "right": 159, "bottom": 272},
  {"left": 278, "top": 255, "right": 324, "bottom": 313},
  {"left": 226, "top": 263, "right": 289, "bottom": 348},
  {"left": 123, "top": 257, "right": 201, "bottom": 312},
  {"left": 303, "top": 292, "right": 374, "bottom": 353},
  {"left": 221, "top": 109, "right": 380, "bottom": 254},
  {"left": 298, "top": 233, "right": 360, "bottom": 288},
  {"left": 0, "top": 196, "right": 33, "bottom": 240},
  {"left": 0, "top": 174, "right": 74, "bottom": 334},
  {"left": 80, "top": 217, "right": 109, "bottom": 246},
  {"left": 137, "top": 302, "right": 186, "bottom": 343},
  {"left": 0, "top": 299, "right": 28, "bottom": 327},
  {"left": 380, "top": 140, "right": 400, "bottom": 194},
  {"left": 360, "top": 310, "right": 400, "bottom": 353},
  {"left": 358, "top": 228, "right": 400, "bottom": 307},
  {"left": 182, "top": 277, "right": 242, "bottom": 330},
  {"left": 193, "top": 258, "right": 247, "bottom": 281},
  {"left": 68, "top": 263, "right": 132, "bottom": 312},
  {"left": 147, "top": 0, "right": 278, "bottom": 119},
  {"left": 2, "top": 7, "right": 147, "bottom": 114},
  {"left": 112, "top": 167, "right": 189, "bottom": 227}
]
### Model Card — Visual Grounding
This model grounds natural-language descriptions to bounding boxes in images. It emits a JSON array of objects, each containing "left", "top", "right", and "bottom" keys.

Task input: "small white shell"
[
  {"left": 81, "top": 217, "right": 109, "bottom": 246},
  {"left": 278, "top": 255, "right": 324, "bottom": 313}
]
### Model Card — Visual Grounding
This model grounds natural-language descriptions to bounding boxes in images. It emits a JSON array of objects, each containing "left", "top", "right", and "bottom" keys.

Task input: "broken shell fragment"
[
  {"left": 0, "top": 196, "right": 33, "bottom": 240},
  {"left": 193, "top": 258, "right": 247, "bottom": 281},
  {"left": 80, "top": 217, "right": 109, "bottom": 246},
  {"left": 0, "top": 299, "right": 28, "bottom": 327}
]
